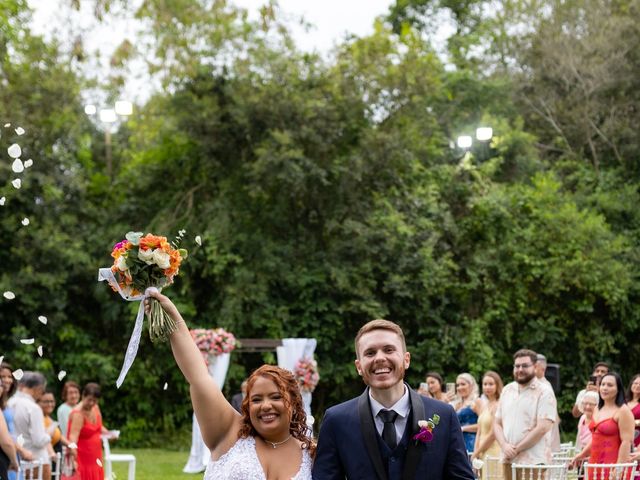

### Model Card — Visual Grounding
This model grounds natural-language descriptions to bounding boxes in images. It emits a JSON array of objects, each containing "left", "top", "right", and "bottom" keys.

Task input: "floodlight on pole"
[
  {"left": 476, "top": 127, "right": 493, "bottom": 142},
  {"left": 457, "top": 135, "right": 473, "bottom": 149},
  {"left": 115, "top": 100, "right": 133, "bottom": 116}
]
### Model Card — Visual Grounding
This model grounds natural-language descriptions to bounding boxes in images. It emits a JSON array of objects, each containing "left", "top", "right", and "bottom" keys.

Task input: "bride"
[{"left": 145, "top": 290, "right": 314, "bottom": 479}]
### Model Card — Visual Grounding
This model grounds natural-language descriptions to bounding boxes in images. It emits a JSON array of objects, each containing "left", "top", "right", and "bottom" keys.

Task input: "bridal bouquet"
[
  {"left": 106, "top": 231, "right": 187, "bottom": 342},
  {"left": 190, "top": 328, "right": 237, "bottom": 364},
  {"left": 98, "top": 231, "right": 187, "bottom": 388},
  {"left": 294, "top": 357, "right": 319, "bottom": 393}
]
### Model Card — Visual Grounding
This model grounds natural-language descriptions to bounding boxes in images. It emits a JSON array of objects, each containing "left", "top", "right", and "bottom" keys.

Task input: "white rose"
[
  {"left": 152, "top": 249, "right": 171, "bottom": 269},
  {"left": 138, "top": 248, "right": 155, "bottom": 265},
  {"left": 116, "top": 255, "right": 128, "bottom": 271}
]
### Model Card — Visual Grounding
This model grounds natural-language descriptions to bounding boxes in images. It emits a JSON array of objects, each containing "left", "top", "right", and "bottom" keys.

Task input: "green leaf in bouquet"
[{"left": 178, "top": 248, "right": 188, "bottom": 259}]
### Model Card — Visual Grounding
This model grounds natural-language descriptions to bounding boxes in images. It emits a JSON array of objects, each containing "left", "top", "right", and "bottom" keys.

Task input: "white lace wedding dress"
[{"left": 204, "top": 436, "right": 313, "bottom": 480}]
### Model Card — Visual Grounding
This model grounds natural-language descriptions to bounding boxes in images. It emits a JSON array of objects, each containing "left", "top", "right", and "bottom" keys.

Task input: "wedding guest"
[
  {"left": 38, "top": 391, "right": 71, "bottom": 474},
  {"left": 494, "top": 349, "right": 556, "bottom": 480},
  {"left": 56, "top": 381, "right": 80, "bottom": 437},
  {"left": 471, "top": 371, "right": 503, "bottom": 480},
  {"left": 68, "top": 383, "right": 115, "bottom": 480},
  {"left": 1, "top": 362, "right": 33, "bottom": 480},
  {"left": 572, "top": 372, "right": 634, "bottom": 471},
  {"left": 575, "top": 391, "right": 598, "bottom": 451},
  {"left": 572, "top": 362, "right": 609, "bottom": 418},
  {"left": 451, "top": 373, "right": 482, "bottom": 453},
  {"left": 0, "top": 380, "right": 18, "bottom": 480},
  {"left": 230, "top": 380, "right": 248, "bottom": 413},
  {"left": 425, "top": 372, "right": 448, "bottom": 402},
  {"left": 626, "top": 374, "right": 640, "bottom": 448},
  {"left": 9, "top": 371, "right": 52, "bottom": 480},
  {"left": 145, "top": 290, "right": 314, "bottom": 479}
]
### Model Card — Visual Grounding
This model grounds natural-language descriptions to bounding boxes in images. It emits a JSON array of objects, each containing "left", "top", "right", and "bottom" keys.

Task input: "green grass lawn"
[{"left": 110, "top": 448, "right": 202, "bottom": 480}]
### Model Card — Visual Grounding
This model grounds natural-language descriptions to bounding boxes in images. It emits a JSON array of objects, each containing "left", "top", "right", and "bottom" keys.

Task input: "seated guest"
[{"left": 575, "top": 391, "right": 598, "bottom": 451}]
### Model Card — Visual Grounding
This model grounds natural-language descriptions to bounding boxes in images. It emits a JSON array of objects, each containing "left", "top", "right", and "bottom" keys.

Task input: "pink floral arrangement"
[
  {"left": 293, "top": 357, "right": 319, "bottom": 393},
  {"left": 190, "top": 328, "right": 237, "bottom": 363}
]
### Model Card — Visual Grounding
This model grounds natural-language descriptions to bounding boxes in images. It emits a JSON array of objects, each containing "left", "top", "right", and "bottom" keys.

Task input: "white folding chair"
[
  {"left": 50, "top": 452, "right": 61, "bottom": 480},
  {"left": 511, "top": 463, "right": 570, "bottom": 479},
  {"left": 19, "top": 460, "right": 43, "bottom": 480},
  {"left": 102, "top": 436, "right": 136, "bottom": 480},
  {"left": 582, "top": 462, "right": 637, "bottom": 480},
  {"left": 559, "top": 442, "right": 575, "bottom": 457},
  {"left": 551, "top": 455, "right": 573, "bottom": 466}
]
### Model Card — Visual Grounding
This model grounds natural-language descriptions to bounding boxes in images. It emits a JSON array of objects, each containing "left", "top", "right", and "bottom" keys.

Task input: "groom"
[{"left": 313, "top": 319, "right": 474, "bottom": 480}]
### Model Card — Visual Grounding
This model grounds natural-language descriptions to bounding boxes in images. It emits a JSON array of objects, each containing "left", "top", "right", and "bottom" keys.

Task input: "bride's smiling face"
[{"left": 248, "top": 376, "right": 291, "bottom": 438}]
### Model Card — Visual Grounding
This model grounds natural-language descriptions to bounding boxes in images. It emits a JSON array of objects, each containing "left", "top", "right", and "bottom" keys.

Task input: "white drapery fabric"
[
  {"left": 182, "top": 352, "right": 231, "bottom": 473},
  {"left": 276, "top": 338, "right": 317, "bottom": 424}
]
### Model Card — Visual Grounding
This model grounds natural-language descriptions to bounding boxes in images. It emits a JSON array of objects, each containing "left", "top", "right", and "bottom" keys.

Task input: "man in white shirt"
[
  {"left": 535, "top": 354, "right": 561, "bottom": 452},
  {"left": 494, "top": 349, "right": 556, "bottom": 480},
  {"left": 8, "top": 371, "right": 52, "bottom": 479}
]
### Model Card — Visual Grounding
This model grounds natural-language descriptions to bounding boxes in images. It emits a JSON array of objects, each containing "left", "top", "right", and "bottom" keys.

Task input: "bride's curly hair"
[{"left": 239, "top": 364, "right": 316, "bottom": 457}]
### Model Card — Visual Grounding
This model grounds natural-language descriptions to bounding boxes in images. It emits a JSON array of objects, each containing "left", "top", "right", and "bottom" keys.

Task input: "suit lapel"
[
  {"left": 402, "top": 386, "right": 426, "bottom": 480},
  {"left": 358, "top": 388, "right": 388, "bottom": 480}
]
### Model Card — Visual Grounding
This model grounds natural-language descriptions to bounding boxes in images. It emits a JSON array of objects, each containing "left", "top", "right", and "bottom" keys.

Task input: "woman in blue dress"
[{"left": 450, "top": 373, "right": 482, "bottom": 454}]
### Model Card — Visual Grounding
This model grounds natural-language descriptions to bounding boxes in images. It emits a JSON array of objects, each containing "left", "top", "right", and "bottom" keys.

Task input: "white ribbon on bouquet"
[{"left": 97, "top": 268, "right": 155, "bottom": 388}]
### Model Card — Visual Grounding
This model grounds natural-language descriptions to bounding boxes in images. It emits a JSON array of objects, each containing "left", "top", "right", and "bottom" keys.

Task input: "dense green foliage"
[{"left": 1, "top": 0, "right": 639, "bottom": 444}]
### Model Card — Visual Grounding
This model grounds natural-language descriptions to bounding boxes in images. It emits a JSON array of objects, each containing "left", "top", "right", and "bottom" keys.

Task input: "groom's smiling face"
[{"left": 355, "top": 329, "right": 410, "bottom": 391}]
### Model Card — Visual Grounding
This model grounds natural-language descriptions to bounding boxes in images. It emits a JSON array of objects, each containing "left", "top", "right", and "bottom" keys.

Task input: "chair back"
[
  {"left": 483, "top": 455, "right": 503, "bottom": 479},
  {"left": 583, "top": 462, "right": 637, "bottom": 480},
  {"left": 511, "top": 463, "right": 569, "bottom": 479},
  {"left": 19, "top": 460, "right": 44, "bottom": 480},
  {"left": 102, "top": 436, "right": 113, "bottom": 478},
  {"left": 50, "top": 452, "right": 62, "bottom": 480},
  {"left": 558, "top": 442, "right": 575, "bottom": 456}
]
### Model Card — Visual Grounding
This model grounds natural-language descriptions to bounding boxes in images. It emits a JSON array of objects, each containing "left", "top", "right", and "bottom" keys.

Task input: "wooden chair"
[
  {"left": 102, "top": 436, "right": 136, "bottom": 480},
  {"left": 511, "top": 463, "right": 570, "bottom": 480},
  {"left": 582, "top": 462, "right": 637, "bottom": 480},
  {"left": 19, "top": 460, "right": 43, "bottom": 480}
]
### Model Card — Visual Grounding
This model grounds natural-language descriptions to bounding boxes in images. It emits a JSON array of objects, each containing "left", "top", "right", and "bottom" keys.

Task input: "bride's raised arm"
[{"left": 145, "top": 290, "right": 241, "bottom": 450}]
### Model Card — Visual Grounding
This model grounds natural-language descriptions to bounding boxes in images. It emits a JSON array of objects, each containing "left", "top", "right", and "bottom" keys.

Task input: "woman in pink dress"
[
  {"left": 626, "top": 374, "right": 640, "bottom": 448},
  {"left": 572, "top": 372, "right": 635, "bottom": 479},
  {"left": 67, "top": 383, "right": 108, "bottom": 480}
]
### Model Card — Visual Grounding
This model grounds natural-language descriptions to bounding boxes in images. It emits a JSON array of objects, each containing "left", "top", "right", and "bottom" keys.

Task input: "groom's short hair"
[{"left": 355, "top": 319, "right": 406, "bottom": 357}]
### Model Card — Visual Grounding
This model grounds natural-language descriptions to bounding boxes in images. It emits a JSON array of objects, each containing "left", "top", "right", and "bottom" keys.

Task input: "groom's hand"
[{"left": 502, "top": 443, "right": 518, "bottom": 461}]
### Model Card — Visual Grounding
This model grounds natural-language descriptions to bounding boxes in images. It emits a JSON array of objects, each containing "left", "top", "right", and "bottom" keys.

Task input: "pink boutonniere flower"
[{"left": 413, "top": 414, "right": 440, "bottom": 444}]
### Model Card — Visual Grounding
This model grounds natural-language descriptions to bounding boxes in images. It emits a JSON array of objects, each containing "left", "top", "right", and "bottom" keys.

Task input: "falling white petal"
[
  {"left": 20, "top": 338, "right": 34, "bottom": 345},
  {"left": 13, "top": 369, "right": 24, "bottom": 381},
  {"left": 0, "top": 197, "right": 4, "bottom": 206},
  {"left": 21, "top": 218, "right": 29, "bottom": 226},
  {"left": 24, "top": 159, "right": 33, "bottom": 168},
  {"left": 16, "top": 434, "right": 25, "bottom": 447},
  {"left": 38, "top": 316, "right": 48, "bottom": 325},
  {"left": 7, "top": 143, "right": 21, "bottom": 158},
  {"left": 96, "top": 459, "right": 102, "bottom": 467},
  {"left": 163, "top": 382, "right": 168, "bottom": 390},
  {"left": 11, "top": 179, "right": 21, "bottom": 189},
  {"left": 195, "top": 235, "right": 202, "bottom": 246},
  {"left": 2, "top": 291, "right": 15, "bottom": 300},
  {"left": 11, "top": 159, "right": 24, "bottom": 173},
  {"left": 0, "top": 356, "right": 3, "bottom": 365},
  {"left": 58, "top": 370, "right": 67, "bottom": 381},
  {"left": 37, "top": 345, "right": 43, "bottom": 357},
  {"left": 15, "top": 127, "right": 25, "bottom": 135},
  {"left": 4, "top": 123, "right": 10, "bottom": 128}
]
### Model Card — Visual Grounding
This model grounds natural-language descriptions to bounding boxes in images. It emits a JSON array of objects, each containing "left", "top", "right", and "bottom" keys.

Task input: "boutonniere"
[{"left": 413, "top": 414, "right": 440, "bottom": 444}]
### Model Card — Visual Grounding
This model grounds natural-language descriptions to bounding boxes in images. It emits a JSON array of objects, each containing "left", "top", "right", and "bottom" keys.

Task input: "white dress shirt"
[
  {"left": 8, "top": 391, "right": 51, "bottom": 464},
  {"left": 369, "top": 386, "right": 411, "bottom": 446}
]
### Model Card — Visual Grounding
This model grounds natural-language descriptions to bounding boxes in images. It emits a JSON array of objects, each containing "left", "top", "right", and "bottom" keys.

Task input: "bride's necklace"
[{"left": 264, "top": 434, "right": 292, "bottom": 449}]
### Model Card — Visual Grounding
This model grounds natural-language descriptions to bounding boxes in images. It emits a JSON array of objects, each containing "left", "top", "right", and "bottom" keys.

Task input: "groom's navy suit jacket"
[{"left": 312, "top": 385, "right": 474, "bottom": 480}]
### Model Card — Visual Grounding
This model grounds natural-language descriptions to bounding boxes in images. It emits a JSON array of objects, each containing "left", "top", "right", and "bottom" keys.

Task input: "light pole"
[{"left": 85, "top": 100, "right": 133, "bottom": 179}]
